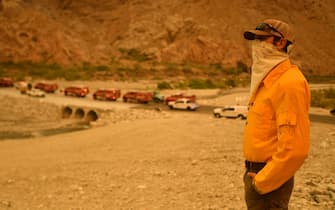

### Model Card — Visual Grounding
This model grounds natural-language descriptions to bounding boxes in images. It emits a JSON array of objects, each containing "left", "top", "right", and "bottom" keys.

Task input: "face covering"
[{"left": 250, "top": 40, "right": 289, "bottom": 98}]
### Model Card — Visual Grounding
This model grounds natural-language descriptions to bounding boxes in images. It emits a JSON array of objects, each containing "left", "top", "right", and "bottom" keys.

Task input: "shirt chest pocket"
[{"left": 249, "top": 101, "right": 275, "bottom": 129}]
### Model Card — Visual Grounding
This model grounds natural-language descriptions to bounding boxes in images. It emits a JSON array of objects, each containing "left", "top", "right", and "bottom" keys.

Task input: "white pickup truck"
[
  {"left": 213, "top": 105, "right": 248, "bottom": 119},
  {"left": 168, "top": 98, "right": 199, "bottom": 111}
]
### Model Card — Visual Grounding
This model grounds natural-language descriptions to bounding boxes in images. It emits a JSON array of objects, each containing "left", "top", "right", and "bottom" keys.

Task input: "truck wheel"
[{"left": 214, "top": 113, "right": 221, "bottom": 118}]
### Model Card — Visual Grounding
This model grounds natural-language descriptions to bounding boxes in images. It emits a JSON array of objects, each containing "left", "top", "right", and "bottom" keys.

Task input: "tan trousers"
[{"left": 243, "top": 171, "right": 294, "bottom": 210}]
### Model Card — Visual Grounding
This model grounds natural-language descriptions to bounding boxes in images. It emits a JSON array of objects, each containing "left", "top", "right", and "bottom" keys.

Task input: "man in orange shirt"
[{"left": 243, "top": 19, "right": 310, "bottom": 209}]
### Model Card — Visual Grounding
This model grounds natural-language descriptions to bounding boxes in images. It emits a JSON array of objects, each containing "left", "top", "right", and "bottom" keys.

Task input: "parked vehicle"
[
  {"left": 122, "top": 91, "right": 153, "bottom": 103},
  {"left": 0, "top": 77, "right": 14, "bottom": 87},
  {"left": 34, "top": 82, "right": 58, "bottom": 93},
  {"left": 93, "top": 89, "right": 121, "bottom": 101},
  {"left": 213, "top": 105, "right": 248, "bottom": 119},
  {"left": 153, "top": 91, "right": 164, "bottom": 103},
  {"left": 168, "top": 98, "right": 199, "bottom": 111},
  {"left": 164, "top": 93, "right": 196, "bottom": 104},
  {"left": 330, "top": 108, "right": 335, "bottom": 116},
  {"left": 14, "top": 81, "right": 32, "bottom": 94},
  {"left": 26, "top": 88, "right": 45, "bottom": 97},
  {"left": 64, "top": 86, "right": 89, "bottom": 97}
]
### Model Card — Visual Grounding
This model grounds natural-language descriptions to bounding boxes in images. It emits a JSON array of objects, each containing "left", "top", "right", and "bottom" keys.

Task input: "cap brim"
[{"left": 243, "top": 30, "right": 272, "bottom": 40}]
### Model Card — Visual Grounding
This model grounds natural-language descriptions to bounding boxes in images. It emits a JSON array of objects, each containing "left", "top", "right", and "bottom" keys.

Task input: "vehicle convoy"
[
  {"left": 164, "top": 93, "right": 196, "bottom": 104},
  {"left": 93, "top": 89, "right": 121, "bottom": 101},
  {"left": 34, "top": 82, "right": 58, "bottom": 93},
  {"left": 213, "top": 105, "right": 248, "bottom": 119},
  {"left": 0, "top": 77, "right": 14, "bottom": 87},
  {"left": 168, "top": 98, "right": 199, "bottom": 111},
  {"left": 64, "top": 86, "right": 89, "bottom": 97},
  {"left": 122, "top": 91, "right": 153, "bottom": 103}
]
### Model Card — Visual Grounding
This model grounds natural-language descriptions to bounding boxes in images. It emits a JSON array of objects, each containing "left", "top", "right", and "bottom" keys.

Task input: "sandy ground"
[{"left": 0, "top": 82, "right": 334, "bottom": 210}]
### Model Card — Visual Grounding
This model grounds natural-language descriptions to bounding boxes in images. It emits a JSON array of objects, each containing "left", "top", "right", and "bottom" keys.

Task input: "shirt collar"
[{"left": 262, "top": 59, "right": 291, "bottom": 88}]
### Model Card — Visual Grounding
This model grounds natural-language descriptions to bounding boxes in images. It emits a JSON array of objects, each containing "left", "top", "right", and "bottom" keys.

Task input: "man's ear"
[
  {"left": 277, "top": 38, "right": 287, "bottom": 50},
  {"left": 287, "top": 44, "right": 294, "bottom": 54}
]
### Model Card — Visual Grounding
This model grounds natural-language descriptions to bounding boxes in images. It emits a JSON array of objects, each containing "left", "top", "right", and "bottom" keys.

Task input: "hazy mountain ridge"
[{"left": 0, "top": 0, "right": 334, "bottom": 75}]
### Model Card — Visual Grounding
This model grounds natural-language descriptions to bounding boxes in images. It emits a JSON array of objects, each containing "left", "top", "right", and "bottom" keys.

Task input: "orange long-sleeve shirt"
[{"left": 244, "top": 59, "right": 310, "bottom": 194}]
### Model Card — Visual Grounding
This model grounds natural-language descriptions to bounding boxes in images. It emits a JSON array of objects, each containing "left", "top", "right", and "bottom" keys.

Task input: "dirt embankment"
[
  {"left": 0, "top": 94, "right": 62, "bottom": 138},
  {"left": 0, "top": 90, "right": 169, "bottom": 139}
]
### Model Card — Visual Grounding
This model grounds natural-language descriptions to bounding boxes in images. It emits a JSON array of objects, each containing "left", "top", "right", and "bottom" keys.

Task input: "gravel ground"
[{"left": 0, "top": 86, "right": 334, "bottom": 209}]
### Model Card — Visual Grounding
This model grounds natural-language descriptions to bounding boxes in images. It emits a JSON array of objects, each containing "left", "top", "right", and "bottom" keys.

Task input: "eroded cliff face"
[
  {"left": 0, "top": 0, "right": 334, "bottom": 74},
  {"left": 0, "top": 0, "right": 130, "bottom": 66}
]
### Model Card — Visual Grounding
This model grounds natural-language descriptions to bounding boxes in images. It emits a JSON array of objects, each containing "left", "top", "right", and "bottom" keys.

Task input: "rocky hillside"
[{"left": 0, "top": 0, "right": 334, "bottom": 75}]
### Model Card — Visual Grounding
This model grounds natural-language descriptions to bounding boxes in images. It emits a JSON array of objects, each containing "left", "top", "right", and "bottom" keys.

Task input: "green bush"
[
  {"left": 164, "top": 63, "right": 178, "bottom": 71},
  {"left": 157, "top": 81, "right": 172, "bottom": 90},
  {"left": 225, "top": 79, "right": 236, "bottom": 87},
  {"left": 95, "top": 65, "right": 110, "bottom": 71},
  {"left": 323, "top": 88, "right": 335, "bottom": 98},
  {"left": 209, "top": 63, "right": 223, "bottom": 71},
  {"left": 188, "top": 79, "right": 216, "bottom": 89},
  {"left": 306, "top": 75, "right": 335, "bottom": 83},
  {"left": 174, "top": 81, "right": 188, "bottom": 89},
  {"left": 236, "top": 61, "right": 250, "bottom": 74},
  {"left": 182, "top": 64, "right": 193, "bottom": 74},
  {"left": 311, "top": 88, "right": 335, "bottom": 108}
]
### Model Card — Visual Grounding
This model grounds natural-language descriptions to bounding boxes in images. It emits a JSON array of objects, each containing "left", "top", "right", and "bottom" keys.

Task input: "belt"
[{"left": 245, "top": 160, "right": 266, "bottom": 173}]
